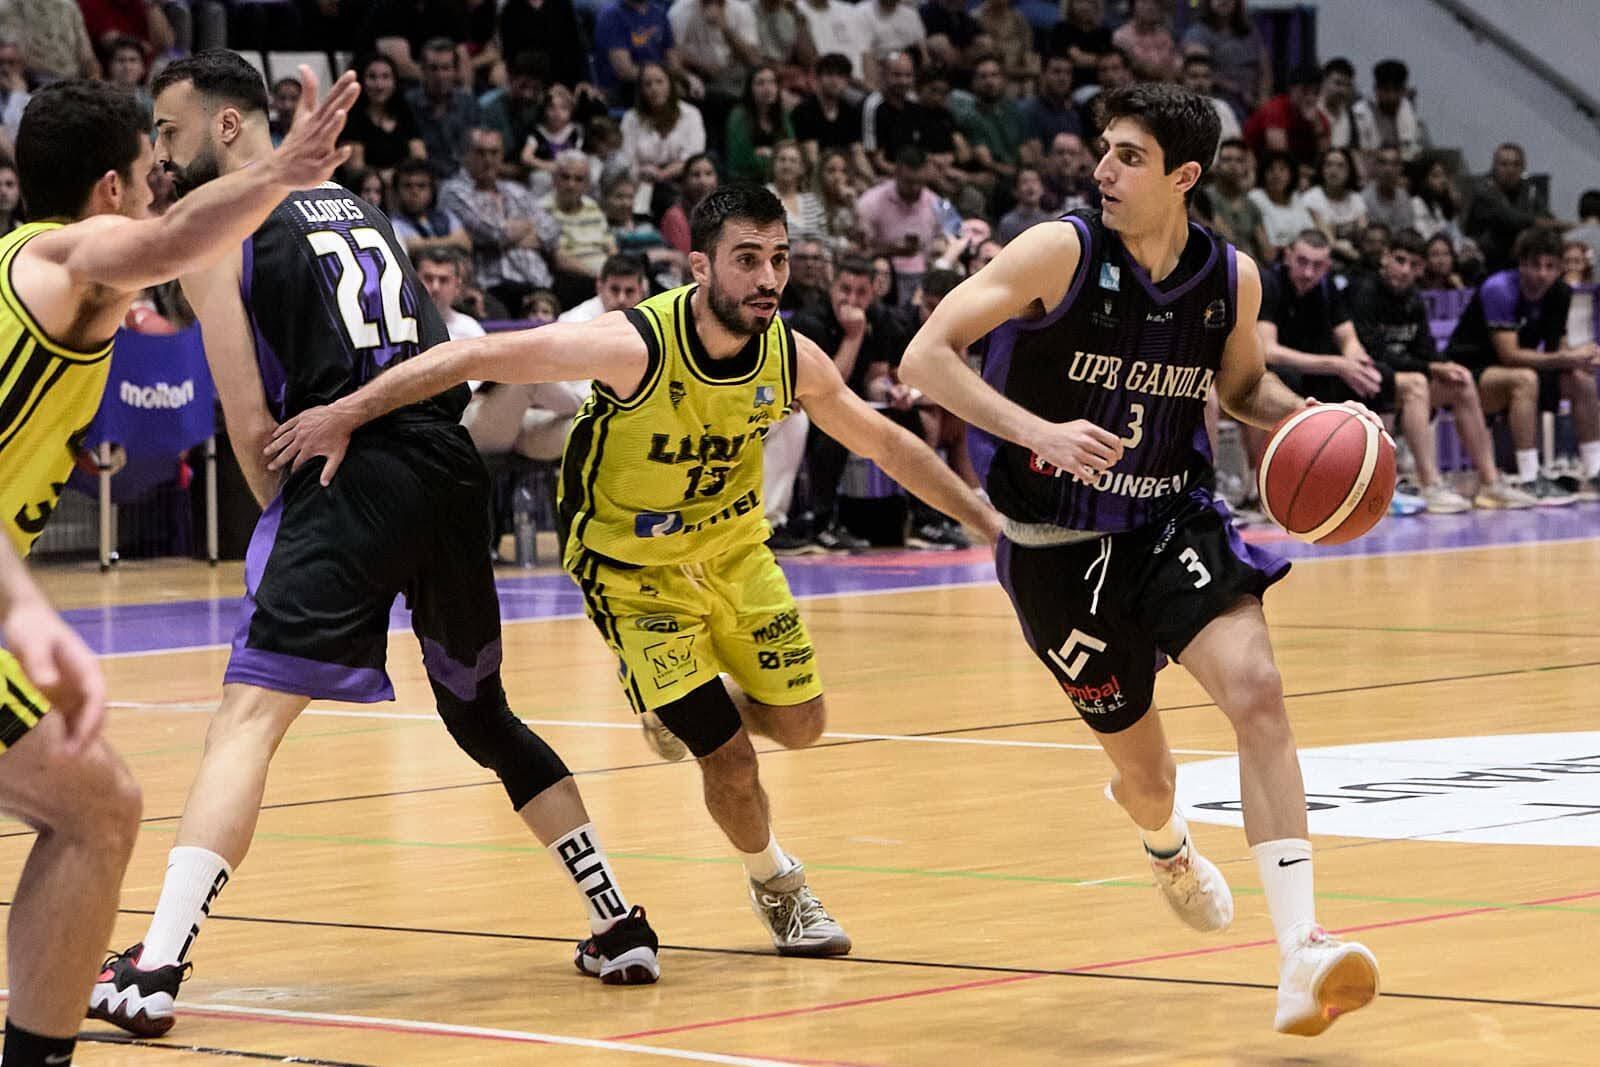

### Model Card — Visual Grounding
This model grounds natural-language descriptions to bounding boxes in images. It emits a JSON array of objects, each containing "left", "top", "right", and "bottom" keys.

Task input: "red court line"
[{"left": 604, "top": 886, "right": 1600, "bottom": 1041}]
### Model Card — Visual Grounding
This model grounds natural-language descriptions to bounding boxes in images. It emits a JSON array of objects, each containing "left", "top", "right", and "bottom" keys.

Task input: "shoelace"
[
  {"left": 759, "top": 886, "right": 834, "bottom": 943},
  {"left": 99, "top": 949, "right": 193, "bottom": 984}
]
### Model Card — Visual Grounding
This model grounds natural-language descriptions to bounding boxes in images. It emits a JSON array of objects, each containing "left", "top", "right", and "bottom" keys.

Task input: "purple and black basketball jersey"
[
  {"left": 975, "top": 209, "right": 1238, "bottom": 533},
  {"left": 241, "top": 182, "right": 465, "bottom": 425}
]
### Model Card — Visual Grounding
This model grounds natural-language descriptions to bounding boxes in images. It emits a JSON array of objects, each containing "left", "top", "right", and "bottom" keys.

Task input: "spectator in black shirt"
[
  {"left": 1348, "top": 229, "right": 1533, "bottom": 510},
  {"left": 1258, "top": 230, "right": 1393, "bottom": 410},
  {"left": 863, "top": 52, "right": 934, "bottom": 176},
  {"left": 1464, "top": 142, "right": 1557, "bottom": 273},
  {"left": 341, "top": 53, "right": 427, "bottom": 173},
  {"left": 499, "top": 0, "right": 590, "bottom": 91},
  {"left": 1050, "top": 0, "right": 1112, "bottom": 90},
  {"left": 361, "top": 0, "right": 469, "bottom": 83},
  {"left": 792, "top": 53, "right": 871, "bottom": 180},
  {"left": 921, "top": 0, "right": 980, "bottom": 76}
]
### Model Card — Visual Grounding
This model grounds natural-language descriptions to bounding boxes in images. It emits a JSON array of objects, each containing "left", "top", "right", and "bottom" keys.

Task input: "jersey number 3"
[{"left": 306, "top": 228, "right": 419, "bottom": 349}]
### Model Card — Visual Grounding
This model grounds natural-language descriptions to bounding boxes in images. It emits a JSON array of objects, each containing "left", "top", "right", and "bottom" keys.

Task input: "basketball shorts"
[
  {"left": 0, "top": 649, "right": 47, "bottom": 750},
  {"left": 225, "top": 421, "right": 504, "bottom": 704},
  {"left": 1276, "top": 363, "right": 1398, "bottom": 414},
  {"left": 995, "top": 491, "right": 1289, "bottom": 733},
  {"left": 569, "top": 540, "right": 823, "bottom": 713}
]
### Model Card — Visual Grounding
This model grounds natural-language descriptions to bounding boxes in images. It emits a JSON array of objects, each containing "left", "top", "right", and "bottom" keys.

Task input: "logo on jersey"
[
  {"left": 636, "top": 614, "right": 680, "bottom": 633},
  {"left": 644, "top": 634, "right": 699, "bottom": 689},
  {"left": 1061, "top": 674, "right": 1128, "bottom": 717},
  {"left": 669, "top": 380, "right": 686, "bottom": 408},
  {"left": 754, "top": 385, "right": 775, "bottom": 406},
  {"left": 1203, "top": 298, "right": 1228, "bottom": 329},
  {"left": 634, "top": 511, "right": 685, "bottom": 538},
  {"left": 1098, "top": 263, "right": 1121, "bottom": 291},
  {"left": 1046, "top": 628, "right": 1106, "bottom": 681}
]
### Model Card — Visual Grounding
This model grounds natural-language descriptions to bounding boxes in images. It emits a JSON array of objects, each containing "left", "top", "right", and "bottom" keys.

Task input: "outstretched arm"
[
  {"left": 264, "top": 312, "right": 650, "bottom": 484},
  {"left": 795, "top": 331, "right": 1002, "bottom": 541},
  {"left": 898, "top": 220, "right": 1122, "bottom": 484},
  {"left": 20, "top": 67, "right": 358, "bottom": 301}
]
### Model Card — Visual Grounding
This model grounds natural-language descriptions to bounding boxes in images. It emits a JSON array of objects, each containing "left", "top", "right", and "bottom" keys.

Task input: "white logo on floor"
[{"left": 1176, "top": 733, "right": 1600, "bottom": 848}]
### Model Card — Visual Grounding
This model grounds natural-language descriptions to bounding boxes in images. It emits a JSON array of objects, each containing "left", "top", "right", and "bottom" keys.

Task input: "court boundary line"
[
  {"left": 77, "top": 1032, "right": 377, "bottom": 1066},
  {"left": 3, "top": 993, "right": 830, "bottom": 1066}
]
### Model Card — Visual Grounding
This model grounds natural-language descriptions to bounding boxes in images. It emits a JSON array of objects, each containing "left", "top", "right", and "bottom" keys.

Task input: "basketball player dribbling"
[
  {"left": 899, "top": 84, "right": 1381, "bottom": 1035},
  {"left": 90, "top": 51, "right": 659, "bottom": 1039}
]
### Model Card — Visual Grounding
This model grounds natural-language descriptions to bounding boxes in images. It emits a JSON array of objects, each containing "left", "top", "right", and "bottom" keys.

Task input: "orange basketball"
[{"left": 1258, "top": 405, "right": 1395, "bottom": 545}]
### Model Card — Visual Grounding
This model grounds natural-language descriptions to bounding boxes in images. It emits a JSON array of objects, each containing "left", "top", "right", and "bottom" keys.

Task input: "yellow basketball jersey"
[
  {"left": 0, "top": 223, "right": 114, "bottom": 556},
  {"left": 560, "top": 284, "right": 797, "bottom": 568}
]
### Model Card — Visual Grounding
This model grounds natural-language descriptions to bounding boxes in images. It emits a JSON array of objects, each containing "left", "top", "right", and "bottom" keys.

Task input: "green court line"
[{"left": 133, "top": 824, "right": 1600, "bottom": 916}]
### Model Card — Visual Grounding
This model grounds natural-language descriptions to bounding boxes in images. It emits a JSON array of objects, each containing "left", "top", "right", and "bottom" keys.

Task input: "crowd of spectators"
[{"left": 2, "top": 0, "right": 1597, "bottom": 546}]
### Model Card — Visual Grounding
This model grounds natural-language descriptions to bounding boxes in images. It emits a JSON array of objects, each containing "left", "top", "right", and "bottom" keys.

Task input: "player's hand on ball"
[
  {"left": 1308, "top": 398, "right": 1394, "bottom": 448},
  {"left": 1033, "top": 419, "right": 1122, "bottom": 485},
  {"left": 269, "top": 66, "right": 361, "bottom": 190},
  {"left": 265, "top": 403, "right": 359, "bottom": 486}
]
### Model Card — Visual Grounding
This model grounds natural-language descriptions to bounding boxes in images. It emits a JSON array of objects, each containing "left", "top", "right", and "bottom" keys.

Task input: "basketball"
[{"left": 1258, "top": 405, "right": 1396, "bottom": 545}]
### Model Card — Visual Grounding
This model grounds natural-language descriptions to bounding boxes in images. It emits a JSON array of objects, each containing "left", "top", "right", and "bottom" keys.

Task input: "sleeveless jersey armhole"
[
  {"left": 595, "top": 305, "right": 666, "bottom": 407},
  {"left": 1015, "top": 214, "right": 1095, "bottom": 333}
]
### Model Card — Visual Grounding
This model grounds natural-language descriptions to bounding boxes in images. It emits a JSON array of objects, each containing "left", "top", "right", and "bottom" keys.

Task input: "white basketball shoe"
[
  {"left": 1273, "top": 926, "right": 1380, "bottom": 1035},
  {"left": 1148, "top": 840, "right": 1235, "bottom": 933}
]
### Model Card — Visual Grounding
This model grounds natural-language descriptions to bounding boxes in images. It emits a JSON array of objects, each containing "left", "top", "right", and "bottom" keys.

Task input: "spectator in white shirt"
[
  {"left": 1248, "top": 150, "right": 1317, "bottom": 260},
  {"left": 796, "top": 0, "right": 872, "bottom": 80},
  {"left": 860, "top": 0, "right": 927, "bottom": 88},
  {"left": 415, "top": 247, "right": 487, "bottom": 342},
  {"left": 620, "top": 62, "right": 707, "bottom": 213}
]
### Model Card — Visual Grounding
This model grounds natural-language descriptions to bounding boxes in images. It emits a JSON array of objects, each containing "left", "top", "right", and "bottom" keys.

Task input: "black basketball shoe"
[
  {"left": 87, "top": 943, "right": 190, "bottom": 1037},
  {"left": 573, "top": 905, "right": 660, "bottom": 985}
]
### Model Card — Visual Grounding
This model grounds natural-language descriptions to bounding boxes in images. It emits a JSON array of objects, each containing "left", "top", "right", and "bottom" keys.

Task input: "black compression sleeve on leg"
[
  {"left": 653, "top": 678, "right": 743, "bottom": 759},
  {"left": 431, "top": 673, "right": 571, "bottom": 809}
]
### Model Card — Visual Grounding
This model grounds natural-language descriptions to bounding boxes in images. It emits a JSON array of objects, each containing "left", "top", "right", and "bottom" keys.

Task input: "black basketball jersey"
[
  {"left": 974, "top": 210, "right": 1237, "bottom": 533},
  {"left": 242, "top": 182, "right": 466, "bottom": 425}
]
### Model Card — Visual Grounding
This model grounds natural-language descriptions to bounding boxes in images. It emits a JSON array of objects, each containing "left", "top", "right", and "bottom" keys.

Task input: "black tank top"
[
  {"left": 242, "top": 182, "right": 466, "bottom": 425},
  {"left": 974, "top": 209, "right": 1237, "bottom": 533}
]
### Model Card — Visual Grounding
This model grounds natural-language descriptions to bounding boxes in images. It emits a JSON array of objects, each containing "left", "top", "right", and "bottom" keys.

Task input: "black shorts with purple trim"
[
  {"left": 994, "top": 490, "right": 1289, "bottom": 733},
  {"left": 225, "top": 420, "right": 503, "bottom": 704}
]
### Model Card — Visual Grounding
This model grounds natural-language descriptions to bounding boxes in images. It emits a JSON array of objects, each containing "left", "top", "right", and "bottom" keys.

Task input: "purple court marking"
[{"left": 58, "top": 504, "right": 1600, "bottom": 657}]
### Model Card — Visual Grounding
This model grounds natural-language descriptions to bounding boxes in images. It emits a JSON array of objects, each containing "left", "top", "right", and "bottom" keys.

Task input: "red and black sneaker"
[
  {"left": 573, "top": 905, "right": 661, "bottom": 985},
  {"left": 87, "top": 943, "right": 190, "bottom": 1037}
]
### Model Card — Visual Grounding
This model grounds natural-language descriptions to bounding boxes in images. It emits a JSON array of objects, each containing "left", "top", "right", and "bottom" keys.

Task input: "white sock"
[
  {"left": 1252, "top": 838, "right": 1318, "bottom": 957},
  {"left": 140, "top": 847, "right": 232, "bottom": 968},
  {"left": 548, "top": 823, "right": 630, "bottom": 934},
  {"left": 739, "top": 831, "right": 790, "bottom": 883},
  {"left": 1515, "top": 448, "right": 1540, "bottom": 483},
  {"left": 1140, "top": 808, "right": 1188, "bottom": 858},
  {"left": 1580, "top": 441, "right": 1600, "bottom": 479}
]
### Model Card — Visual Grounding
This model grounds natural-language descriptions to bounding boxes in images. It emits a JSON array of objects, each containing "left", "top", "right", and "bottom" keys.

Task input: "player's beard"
[
  {"left": 166, "top": 141, "right": 224, "bottom": 199},
  {"left": 706, "top": 272, "right": 778, "bottom": 337}
]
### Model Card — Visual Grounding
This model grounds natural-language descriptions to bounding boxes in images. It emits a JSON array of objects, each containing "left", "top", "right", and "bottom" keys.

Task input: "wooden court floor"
[{"left": 8, "top": 535, "right": 1600, "bottom": 1065}]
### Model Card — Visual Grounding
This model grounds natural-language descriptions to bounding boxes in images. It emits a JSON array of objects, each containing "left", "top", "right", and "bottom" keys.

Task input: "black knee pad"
[
  {"left": 653, "top": 678, "right": 742, "bottom": 759},
  {"left": 431, "top": 675, "right": 570, "bottom": 809}
]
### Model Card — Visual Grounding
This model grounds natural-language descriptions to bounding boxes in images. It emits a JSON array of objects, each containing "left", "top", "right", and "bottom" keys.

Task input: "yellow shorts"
[
  {"left": 569, "top": 541, "right": 823, "bottom": 713},
  {"left": 0, "top": 648, "right": 48, "bottom": 750}
]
